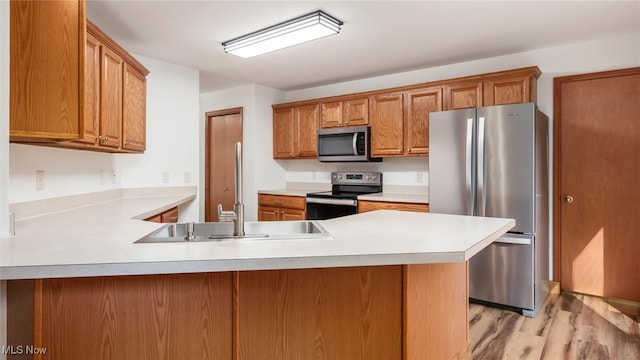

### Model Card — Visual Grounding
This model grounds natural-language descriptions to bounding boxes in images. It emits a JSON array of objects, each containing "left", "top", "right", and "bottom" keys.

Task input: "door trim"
[
  {"left": 552, "top": 66, "right": 640, "bottom": 282},
  {"left": 204, "top": 107, "right": 243, "bottom": 222}
]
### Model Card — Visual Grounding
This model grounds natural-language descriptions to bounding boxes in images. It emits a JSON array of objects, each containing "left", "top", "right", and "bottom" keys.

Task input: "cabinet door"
[
  {"left": 370, "top": 93, "right": 404, "bottom": 156},
  {"left": 273, "top": 108, "right": 295, "bottom": 158},
  {"left": 82, "top": 32, "right": 101, "bottom": 144},
  {"left": 122, "top": 64, "right": 147, "bottom": 152},
  {"left": 444, "top": 82, "right": 483, "bottom": 110},
  {"left": 99, "top": 46, "right": 123, "bottom": 148},
  {"left": 359, "top": 200, "right": 429, "bottom": 213},
  {"left": 258, "top": 206, "right": 280, "bottom": 221},
  {"left": 9, "top": 0, "right": 83, "bottom": 141},
  {"left": 295, "top": 104, "right": 319, "bottom": 158},
  {"left": 321, "top": 101, "right": 343, "bottom": 128},
  {"left": 484, "top": 76, "right": 533, "bottom": 106},
  {"left": 343, "top": 98, "right": 369, "bottom": 127},
  {"left": 160, "top": 207, "right": 179, "bottom": 223},
  {"left": 281, "top": 208, "right": 306, "bottom": 221},
  {"left": 405, "top": 88, "right": 442, "bottom": 155}
]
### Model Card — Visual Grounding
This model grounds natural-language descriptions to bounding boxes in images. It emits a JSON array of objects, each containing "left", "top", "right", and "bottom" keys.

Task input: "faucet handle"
[{"left": 217, "top": 204, "right": 237, "bottom": 222}]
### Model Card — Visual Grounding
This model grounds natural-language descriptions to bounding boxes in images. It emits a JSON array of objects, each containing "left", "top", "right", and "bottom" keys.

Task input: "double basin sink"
[{"left": 135, "top": 220, "right": 332, "bottom": 243}]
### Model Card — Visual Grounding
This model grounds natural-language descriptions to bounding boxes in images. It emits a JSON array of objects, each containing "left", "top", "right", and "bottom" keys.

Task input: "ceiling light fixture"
[{"left": 222, "top": 10, "right": 343, "bottom": 58}]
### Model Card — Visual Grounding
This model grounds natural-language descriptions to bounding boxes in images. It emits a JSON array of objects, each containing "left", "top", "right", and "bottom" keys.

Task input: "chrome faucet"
[{"left": 217, "top": 142, "right": 245, "bottom": 236}]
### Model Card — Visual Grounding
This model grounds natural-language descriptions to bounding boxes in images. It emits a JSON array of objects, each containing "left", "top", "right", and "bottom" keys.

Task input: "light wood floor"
[{"left": 469, "top": 290, "right": 640, "bottom": 359}]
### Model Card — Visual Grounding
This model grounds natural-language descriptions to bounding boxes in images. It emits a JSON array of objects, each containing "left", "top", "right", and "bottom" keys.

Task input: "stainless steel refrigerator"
[{"left": 428, "top": 102, "right": 549, "bottom": 317}]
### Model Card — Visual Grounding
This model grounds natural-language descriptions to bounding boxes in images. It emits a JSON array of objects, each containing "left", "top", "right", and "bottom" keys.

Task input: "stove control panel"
[{"left": 331, "top": 171, "right": 382, "bottom": 186}]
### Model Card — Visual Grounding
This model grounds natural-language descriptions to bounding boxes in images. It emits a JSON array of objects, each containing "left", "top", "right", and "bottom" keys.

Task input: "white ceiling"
[{"left": 86, "top": 1, "right": 640, "bottom": 93}]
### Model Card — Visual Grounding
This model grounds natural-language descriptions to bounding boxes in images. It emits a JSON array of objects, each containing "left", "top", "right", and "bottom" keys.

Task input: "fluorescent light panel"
[{"left": 223, "top": 10, "right": 343, "bottom": 58}]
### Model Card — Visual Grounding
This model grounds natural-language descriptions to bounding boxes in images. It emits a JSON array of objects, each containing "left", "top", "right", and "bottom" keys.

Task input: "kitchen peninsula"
[{"left": 2, "top": 193, "right": 513, "bottom": 360}]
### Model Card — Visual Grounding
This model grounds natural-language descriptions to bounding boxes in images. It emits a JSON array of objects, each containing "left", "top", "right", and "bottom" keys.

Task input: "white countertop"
[{"left": 0, "top": 194, "right": 513, "bottom": 280}]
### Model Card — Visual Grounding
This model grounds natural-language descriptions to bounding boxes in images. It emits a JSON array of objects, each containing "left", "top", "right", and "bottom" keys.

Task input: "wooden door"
[
  {"left": 444, "top": 81, "right": 483, "bottom": 110},
  {"left": 9, "top": 0, "right": 83, "bottom": 141},
  {"left": 35, "top": 274, "right": 233, "bottom": 359},
  {"left": 343, "top": 98, "right": 369, "bottom": 126},
  {"left": 555, "top": 67, "right": 640, "bottom": 302},
  {"left": 205, "top": 108, "right": 243, "bottom": 222},
  {"left": 295, "top": 104, "right": 319, "bottom": 158},
  {"left": 122, "top": 64, "right": 147, "bottom": 152},
  {"left": 99, "top": 45, "right": 123, "bottom": 148},
  {"left": 484, "top": 75, "right": 533, "bottom": 106},
  {"left": 405, "top": 87, "right": 442, "bottom": 155},
  {"left": 273, "top": 107, "right": 295, "bottom": 158},
  {"left": 321, "top": 101, "right": 343, "bottom": 128},
  {"left": 82, "top": 32, "right": 101, "bottom": 144},
  {"left": 370, "top": 93, "right": 404, "bottom": 156}
]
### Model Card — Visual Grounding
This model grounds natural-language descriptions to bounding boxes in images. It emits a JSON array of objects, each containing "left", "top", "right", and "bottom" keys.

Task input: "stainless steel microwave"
[{"left": 317, "top": 126, "right": 381, "bottom": 162}]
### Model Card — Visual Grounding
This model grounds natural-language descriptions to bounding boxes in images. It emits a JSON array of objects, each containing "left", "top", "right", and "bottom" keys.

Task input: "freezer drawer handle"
[{"left": 495, "top": 236, "right": 532, "bottom": 245}]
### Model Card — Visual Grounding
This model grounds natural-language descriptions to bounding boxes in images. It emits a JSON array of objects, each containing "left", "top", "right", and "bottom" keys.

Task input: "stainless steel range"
[{"left": 306, "top": 171, "right": 382, "bottom": 220}]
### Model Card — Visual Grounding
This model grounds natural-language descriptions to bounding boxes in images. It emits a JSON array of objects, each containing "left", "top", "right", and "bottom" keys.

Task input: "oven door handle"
[{"left": 306, "top": 197, "right": 358, "bottom": 206}]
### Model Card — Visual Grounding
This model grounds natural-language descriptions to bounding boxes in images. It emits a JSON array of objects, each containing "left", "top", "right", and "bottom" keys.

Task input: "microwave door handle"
[{"left": 352, "top": 133, "right": 358, "bottom": 155}]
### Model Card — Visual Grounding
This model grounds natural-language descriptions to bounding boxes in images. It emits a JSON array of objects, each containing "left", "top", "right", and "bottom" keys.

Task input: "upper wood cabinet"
[
  {"left": 444, "top": 81, "right": 483, "bottom": 110},
  {"left": 320, "top": 97, "right": 369, "bottom": 128},
  {"left": 272, "top": 66, "right": 541, "bottom": 160},
  {"left": 272, "top": 104, "right": 319, "bottom": 159},
  {"left": 370, "top": 93, "right": 404, "bottom": 156},
  {"left": 99, "top": 45, "right": 124, "bottom": 149},
  {"left": 295, "top": 104, "right": 319, "bottom": 158},
  {"left": 9, "top": 0, "right": 86, "bottom": 142},
  {"left": 405, "top": 87, "right": 443, "bottom": 155},
  {"left": 70, "top": 21, "right": 149, "bottom": 153},
  {"left": 484, "top": 74, "right": 537, "bottom": 106},
  {"left": 10, "top": 4, "right": 150, "bottom": 153},
  {"left": 273, "top": 108, "right": 295, "bottom": 158},
  {"left": 369, "top": 87, "right": 442, "bottom": 157},
  {"left": 122, "top": 64, "right": 147, "bottom": 151}
]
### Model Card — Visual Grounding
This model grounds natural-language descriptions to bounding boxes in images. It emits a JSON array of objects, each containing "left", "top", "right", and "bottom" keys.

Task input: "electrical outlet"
[
  {"left": 183, "top": 171, "right": 191, "bottom": 183},
  {"left": 111, "top": 170, "right": 117, "bottom": 184},
  {"left": 162, "top": 171, "right": 170, "bottom": 184},
  {"left": 415, "top": 172, "right": 423, "bottom": 183},
  {"left": 36, "top": 170, "right": 45, "bottom": 191}
]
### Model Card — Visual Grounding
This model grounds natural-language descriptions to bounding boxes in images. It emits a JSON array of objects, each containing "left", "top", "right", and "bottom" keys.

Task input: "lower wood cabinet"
[
  {"left": 359, "top": 200, "right": 429, "bottom": 213},
  {"left": 7, "top": 263, "right": 469, "bottom": 360},
  {"left": 258, "top": 194, "right": 306, "bottom": 221},
  {"left": 145, "top": 207, "right": 179, "bottom": 223}
]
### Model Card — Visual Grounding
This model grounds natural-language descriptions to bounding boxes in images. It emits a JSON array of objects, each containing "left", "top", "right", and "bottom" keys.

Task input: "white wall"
[
  {"left": 8, "top": 55, "right": 201, "bottom": 221},
  {"left": 199, "top": 84, "right": 287, "bottom": 221},
  {"left": 117, "top": 55, "right": 200, "bottom": 221}
]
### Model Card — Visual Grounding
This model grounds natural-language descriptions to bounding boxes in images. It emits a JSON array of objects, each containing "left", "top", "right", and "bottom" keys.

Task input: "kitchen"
[{"left": 1, "top": 1, "right": 640, "bottom": 359}]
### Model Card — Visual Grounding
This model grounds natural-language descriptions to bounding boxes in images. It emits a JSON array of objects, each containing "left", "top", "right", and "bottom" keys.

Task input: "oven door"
[{"left": 305, "top": 197, "right": 358, "bottom": 220}]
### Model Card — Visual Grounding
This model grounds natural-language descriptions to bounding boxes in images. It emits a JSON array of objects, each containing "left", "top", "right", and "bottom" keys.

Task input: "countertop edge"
[{"left": 0, "top": 252, "right": 469, "bottom": 280}]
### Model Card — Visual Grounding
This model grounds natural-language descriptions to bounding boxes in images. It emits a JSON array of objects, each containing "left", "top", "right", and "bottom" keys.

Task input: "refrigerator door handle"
[
  {"left": 477, "top": 116, "right": 486, "bottom": 216},
  {"left": 465, "top": 118, "right": 475, "bottom": 215},
  {"left": 495, "top": 236, "right": 532, "bottom": 245}
]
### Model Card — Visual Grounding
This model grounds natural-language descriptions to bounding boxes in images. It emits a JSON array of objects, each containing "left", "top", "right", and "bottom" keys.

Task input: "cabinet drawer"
[
  {"left": 258, "top": 194, "right": 306, "bottom": 210},
  {"left": 358, "top": 200, "right": 429, "bottom": 213}
]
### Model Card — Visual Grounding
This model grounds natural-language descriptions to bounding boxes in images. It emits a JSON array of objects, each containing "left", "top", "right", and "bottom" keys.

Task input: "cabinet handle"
[{"left": 125, "top": 140, "right": 130, "bottom": 145}]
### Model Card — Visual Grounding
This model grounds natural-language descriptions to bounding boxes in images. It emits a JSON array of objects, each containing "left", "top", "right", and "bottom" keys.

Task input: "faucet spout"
[{"left": 217, "top": 142, "right": 244, "bottom": 236}]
